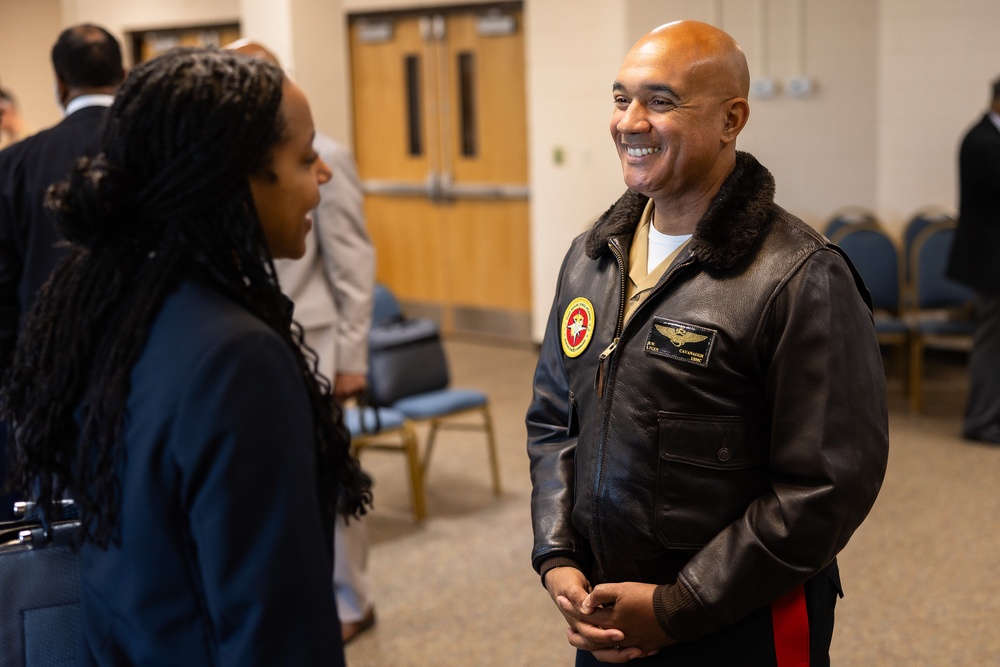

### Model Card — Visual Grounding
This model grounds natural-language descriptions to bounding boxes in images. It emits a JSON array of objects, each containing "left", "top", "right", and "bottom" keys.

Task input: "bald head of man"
[
  {"left": 225, "top": 38, "right": 282, "bottom": 68},
  {"left": 610, "top": 20, "right": 750, "bottom": 233}
]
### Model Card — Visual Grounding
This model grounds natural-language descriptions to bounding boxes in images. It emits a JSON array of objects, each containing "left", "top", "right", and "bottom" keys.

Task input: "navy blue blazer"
[
  {"left": 0, "top": 105, "right": 109, "bottom": 363},
  {"left": 0, "top": 105, "right": 108, "bottom": 519},
  {"left": 947, "top": 114, "right": 1000, "bottom": 295},
  {"left": 78, "top": 276, "right": 344, "bottom": 666}
]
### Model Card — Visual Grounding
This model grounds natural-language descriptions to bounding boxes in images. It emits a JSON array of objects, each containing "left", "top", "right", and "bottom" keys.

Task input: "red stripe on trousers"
[{"left": 772, "top": 584, "right": 810, "bottom": 667}]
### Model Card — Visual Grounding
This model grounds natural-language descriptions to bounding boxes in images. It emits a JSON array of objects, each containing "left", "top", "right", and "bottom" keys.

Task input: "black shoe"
[
  {"left": 962, "top": 425, "right": 1000, "bottom": 444},
  {"left": 341, "top": 608, "right": 376, "bottom": 645}
]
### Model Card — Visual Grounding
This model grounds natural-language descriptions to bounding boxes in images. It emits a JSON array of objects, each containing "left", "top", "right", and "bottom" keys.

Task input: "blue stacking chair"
[
  {"left": 829, "top": 222, "right": 909, "bottom": 379},
  {"left": 344, "top": 403, "right": 426, "bottom": 521},
  {"left": 902, "top": 209, "right": 956, "bottom": 301},
  {"left": 370, "top": 285, "right": 501, "bottom": 500},
  {"left": 906, "top": 220, "right": 976, "bottom": 413},
  {"left": 823, "top": 207, "right": 879, "bottom": 240},
  {"left": 372, "top": 282, "right": 404, "bottom": 326}
]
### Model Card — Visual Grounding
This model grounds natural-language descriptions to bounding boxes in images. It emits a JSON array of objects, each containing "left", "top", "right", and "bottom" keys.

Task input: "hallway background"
[{"left": 2, "top": 0, "right": 1000, "bottom": 341}]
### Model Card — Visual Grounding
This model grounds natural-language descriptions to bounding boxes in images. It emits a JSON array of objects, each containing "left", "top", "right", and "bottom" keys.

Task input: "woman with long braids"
[{"left": 2, "top": 48, "right": 370, "bottom": 665}]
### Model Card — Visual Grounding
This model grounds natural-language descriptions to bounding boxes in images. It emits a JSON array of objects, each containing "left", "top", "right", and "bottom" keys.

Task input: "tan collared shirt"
[{"left": 624, "top": 200, "right": 691, "bottom": 323}]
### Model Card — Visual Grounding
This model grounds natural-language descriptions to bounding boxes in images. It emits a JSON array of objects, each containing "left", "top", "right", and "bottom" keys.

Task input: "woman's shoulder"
[
  {"left": 128, "top": 276, "right": 308, "bottom": 436},
  {"left": 139, "top": 277, "right": 294, "bottom": 381},
  {"left": 163, "top": 277, "right": 268, "bottom": 329}
]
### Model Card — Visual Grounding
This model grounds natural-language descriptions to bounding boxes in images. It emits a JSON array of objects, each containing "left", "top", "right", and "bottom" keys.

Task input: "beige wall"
[
  {"left": 622, "top": 0, "right": 880, "bottom": 232},
  {"left": 0, "top": 0, "right": 64, "bottom": 130},
  {"left": 239, "top": 0, "right": 293, "bottom": 71},
  {"left": 525, "top": 0, "right": 630, "bottom": 338},
  {"left": 0, "top": 0, "right": 243, "bottom": 129},
  {"left": 3, "top": 0, "right": 999, "bottom": 341},
  {"left": 288, "top": 0, "right": 350, "bottom": 142},
  {"left": 527, "top": 0, "right": 879, "bottom": 338},
  {"left": 61, "top": 0, "right": 237, "bottom": 30},
  {"left": 877, "top": 0, "right": 1000, "bottom": 230}
]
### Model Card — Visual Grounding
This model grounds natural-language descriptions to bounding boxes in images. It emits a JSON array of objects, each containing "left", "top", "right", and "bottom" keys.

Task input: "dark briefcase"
[
  {"left": 368, "top": 317, "right": 449, "bottom": 406},
  {"left": 0, "top": 502, "right": 82, "bottom": 667}
]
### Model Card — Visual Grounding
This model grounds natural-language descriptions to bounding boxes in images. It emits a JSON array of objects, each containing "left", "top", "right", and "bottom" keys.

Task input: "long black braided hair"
[{"left": 1, "top": 47, "right": 370, "bottom": 547}]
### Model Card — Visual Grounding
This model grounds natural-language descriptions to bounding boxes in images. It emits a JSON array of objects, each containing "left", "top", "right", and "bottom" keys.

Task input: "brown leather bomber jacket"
[{"left": 526, "top": 152, "right": 889, "bottom": 643}]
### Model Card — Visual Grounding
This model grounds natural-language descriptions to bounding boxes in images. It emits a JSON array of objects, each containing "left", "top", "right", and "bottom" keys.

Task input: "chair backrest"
[
  {"left": 909, "top": 221, "right": 975, "bottom": 310},
  {"left": 372, "top": 283, "right": 403, "bottom": 326},
  {"left": 823, "top": 207, "right": 878, "bottom": 240},
  {"left": 903, "top": 209, "right": 956, "bottom": 283},
  {"left": 829, "top": 222, "right": 902, "bottom": 313}
]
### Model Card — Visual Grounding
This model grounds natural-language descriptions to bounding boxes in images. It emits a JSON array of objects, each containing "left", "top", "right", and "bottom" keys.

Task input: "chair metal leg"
[
  {"left": 402, "top": 425, "right": 427, "bottom": 522},
  {"left": 481, "top": 405, "right": 501, "bottom": 496},
  {"left": 900, "top": 336, "right": 912, "bottom": 399},
  {"left": 418, "top": 406, "right": 501, "bottom": 496},
  {"left": 888, "top": 339, "right": 908, "bottom": 384},
  {"left": 909, "top": 336, "right": 923, "bottom": 414},
  {"left": 421, "top": 420, "right": 442, "bottom": 478},
  {"left": 351, "top": 424, "right": 427, "bottom": 522}
]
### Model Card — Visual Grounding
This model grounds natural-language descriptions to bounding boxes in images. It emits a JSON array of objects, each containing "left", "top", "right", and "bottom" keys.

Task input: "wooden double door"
[{"left": 349, "top": 3, "right": 530, "bottom": 339}]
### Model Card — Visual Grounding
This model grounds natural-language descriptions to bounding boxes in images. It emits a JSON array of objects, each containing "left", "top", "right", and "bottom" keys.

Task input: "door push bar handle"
[
  {"left": 362, "top": 173, "right": 529, "bottom": 202},
  {"left": 446, "top": 182, "right": 530, "bottom": 200},
  {"left": 430, "top": 171, "right": 447, "bottom": 202}
]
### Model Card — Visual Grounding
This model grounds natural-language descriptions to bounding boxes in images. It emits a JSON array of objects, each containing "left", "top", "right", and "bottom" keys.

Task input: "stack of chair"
[
  {"left": 828, "top": 219, "right": 909, "bottom": 372},
  {"left": 823, "top": 206, "right": 880, "bottom": 239},
  {"left": 901, "top": 211, "right": 975, "bottom": 413},
  {"left": 827, "top": 208, "right": 976, "bottom": 413}
]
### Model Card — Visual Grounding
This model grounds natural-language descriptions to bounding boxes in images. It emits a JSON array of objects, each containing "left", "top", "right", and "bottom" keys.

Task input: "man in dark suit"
[
  {"left": 947, "top": 75, "right": 1000, "bottom": 444},
  {"left": 0, "top": 24, "right": 124, "bottom": 518}
]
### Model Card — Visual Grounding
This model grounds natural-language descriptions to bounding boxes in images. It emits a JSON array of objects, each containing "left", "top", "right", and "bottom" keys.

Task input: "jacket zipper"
[
  {"left": 594, "top": 239, "right": 695, "bottom": 397},
  {"left": 590, "top": 239, "right": 629, "bottom": 580},
  {"left": 595, "top": 240, "right": 628, "bottom": 398},
  {"left": 590, "top": 235, "right": 694, "bottom": 580}
]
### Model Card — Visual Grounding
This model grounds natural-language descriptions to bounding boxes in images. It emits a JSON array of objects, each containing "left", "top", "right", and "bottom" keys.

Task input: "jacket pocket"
[
  {"left": 567, "top": 391, "right": 579, "bottom": 438},
  {"left": 654, "top": 412, "right": 769, "bottom": 549}
]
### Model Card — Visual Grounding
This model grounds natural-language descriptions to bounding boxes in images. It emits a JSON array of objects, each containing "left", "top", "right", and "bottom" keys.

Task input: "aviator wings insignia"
[{"left": 655, "top": 324, "right": 708, "bottom": 348}]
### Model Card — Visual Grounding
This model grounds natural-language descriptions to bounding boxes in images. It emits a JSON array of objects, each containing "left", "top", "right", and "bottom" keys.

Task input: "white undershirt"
[
  {"left": 989, "top": 110, "right": 1000, "bottom": 133},
  {"left": 648, "top": 224, "right": 692, "bottom": 273},
  {"left": 63, "top": 93, "right": 115, "bottom": 117}
]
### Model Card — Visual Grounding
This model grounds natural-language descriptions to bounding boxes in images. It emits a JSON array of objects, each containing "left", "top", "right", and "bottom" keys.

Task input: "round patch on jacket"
[{"left": 561, "top": 297, "right": 595, "bottom": 358}]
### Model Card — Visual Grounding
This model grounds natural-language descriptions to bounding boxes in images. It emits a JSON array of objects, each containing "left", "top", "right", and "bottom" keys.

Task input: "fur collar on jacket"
[{"left": 584, "top": 151, "right": 776, "bottom": 270}]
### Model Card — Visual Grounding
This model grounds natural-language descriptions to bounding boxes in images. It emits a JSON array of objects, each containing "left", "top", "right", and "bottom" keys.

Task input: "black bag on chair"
[
  {"left": 367, "top": 316, "right": 449, "bottom": 406},
  {"left": 0, "top": 501, "right": 82, "bottom": 667}
]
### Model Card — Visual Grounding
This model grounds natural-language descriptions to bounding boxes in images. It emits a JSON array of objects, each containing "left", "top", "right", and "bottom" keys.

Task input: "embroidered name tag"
[{"left": 644, "top": 318, "right": 717, "bottom": 367}]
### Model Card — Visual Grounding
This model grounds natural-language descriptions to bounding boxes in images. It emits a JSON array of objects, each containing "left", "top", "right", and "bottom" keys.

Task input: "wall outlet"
[
  {"left": 750, "top": 77, "right": 778, "bottom": 99},
  {"left": 786, "top": 76, "right": 815, "bottom": 98}
]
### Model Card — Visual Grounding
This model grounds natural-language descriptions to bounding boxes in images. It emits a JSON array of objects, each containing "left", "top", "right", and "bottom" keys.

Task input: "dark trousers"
[
  {"left": 964, "top": 294, "right": 1000, "bottom": 438},
  {"left": 574, "top": 565, "right": 839, "bottom": 667}
]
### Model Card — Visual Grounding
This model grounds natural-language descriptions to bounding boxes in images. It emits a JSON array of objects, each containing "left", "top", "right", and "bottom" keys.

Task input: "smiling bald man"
[{"left": 526, "top": 21, "right": 889, "bottom": 666}]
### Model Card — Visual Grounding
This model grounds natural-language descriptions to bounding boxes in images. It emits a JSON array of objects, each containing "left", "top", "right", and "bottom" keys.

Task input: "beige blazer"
[{"left": 274, "top": 133, "right": 375, "bottom": 376}]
